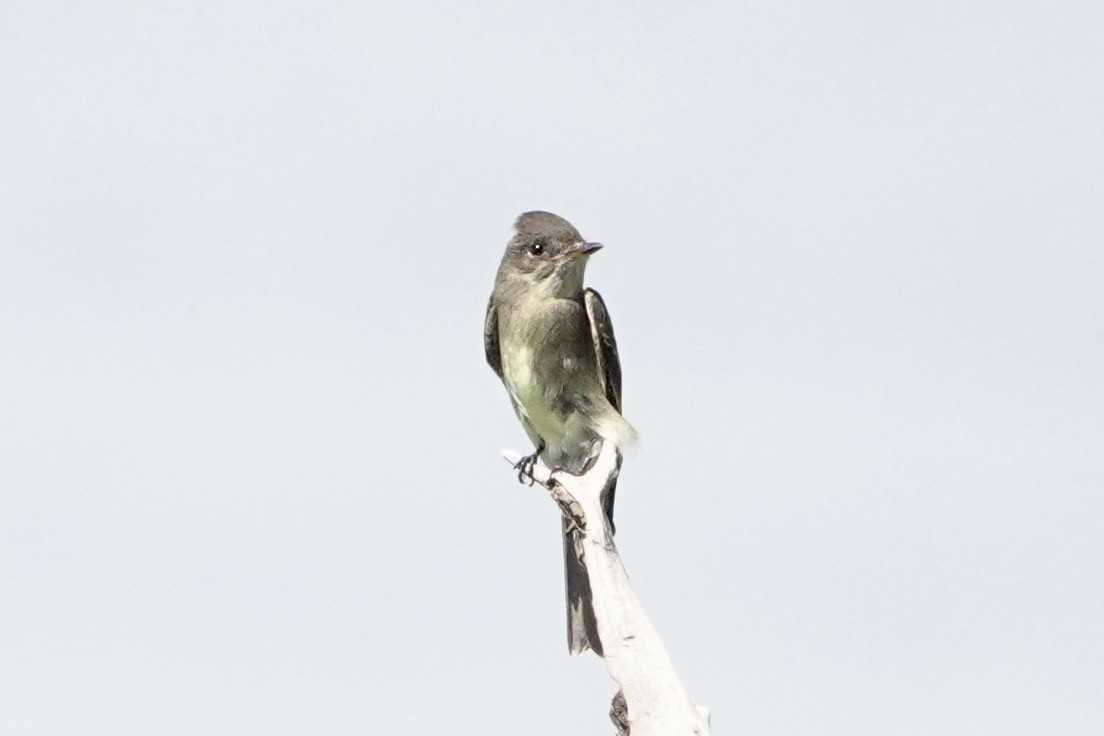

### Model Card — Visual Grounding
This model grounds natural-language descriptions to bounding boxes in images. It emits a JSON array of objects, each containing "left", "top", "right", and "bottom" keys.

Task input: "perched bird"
[{"left": 484, "top": 211, "right": 636, "bottom": 655}]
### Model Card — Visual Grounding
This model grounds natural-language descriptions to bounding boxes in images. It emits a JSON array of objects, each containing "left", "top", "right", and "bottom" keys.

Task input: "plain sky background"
[{"left": 2, "top": 2, "right": 1102, "bottom": 734}]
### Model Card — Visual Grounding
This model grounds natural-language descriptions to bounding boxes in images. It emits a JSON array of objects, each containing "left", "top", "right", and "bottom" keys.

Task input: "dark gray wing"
[
  {"left": 483, "top": 297, "right": 503, "bottom": 379},
  {"left": 584, "top": 287, "right": 623, "bottom": 538},
  {"left": 583, "top": 288, "right": 622, "bottom": 412}
]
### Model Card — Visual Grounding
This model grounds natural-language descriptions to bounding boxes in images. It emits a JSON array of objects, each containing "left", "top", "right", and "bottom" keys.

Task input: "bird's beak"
[{"left": 570, "top": 241, "right": 604, "bottom": 259}]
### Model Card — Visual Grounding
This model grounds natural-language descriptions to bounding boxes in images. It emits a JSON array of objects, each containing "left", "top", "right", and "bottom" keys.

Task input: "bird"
[{"left": 484, "top": 211, "right": 636, "bottom": 655}]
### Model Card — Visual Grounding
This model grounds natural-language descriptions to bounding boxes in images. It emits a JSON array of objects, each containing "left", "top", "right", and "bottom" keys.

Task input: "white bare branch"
[{"left": 502, "top": 443, "right": 713, "bottom": 736}]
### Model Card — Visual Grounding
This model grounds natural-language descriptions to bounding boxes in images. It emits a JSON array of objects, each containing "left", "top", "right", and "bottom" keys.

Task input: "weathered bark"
[{"left": 503, "top": 443, "right": 713, "bottom": 736}]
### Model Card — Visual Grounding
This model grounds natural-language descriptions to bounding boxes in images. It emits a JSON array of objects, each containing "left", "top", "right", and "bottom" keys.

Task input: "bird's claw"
[{"left": 513, "top": 451, "right": 539, "bottom": 485}]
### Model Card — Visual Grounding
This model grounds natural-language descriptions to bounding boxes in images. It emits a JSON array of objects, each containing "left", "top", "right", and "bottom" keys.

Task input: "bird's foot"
[{"left": 513, "top": 449, "right": 541, "bottom": 485}]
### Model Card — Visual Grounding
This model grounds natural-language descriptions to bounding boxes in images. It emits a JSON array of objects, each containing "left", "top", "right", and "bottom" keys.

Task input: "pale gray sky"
[{"left": 2, "top": 2, "right": 1102, "bottom": 734}]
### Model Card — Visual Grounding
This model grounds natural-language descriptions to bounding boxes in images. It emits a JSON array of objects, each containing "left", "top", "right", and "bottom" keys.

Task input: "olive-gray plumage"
[{"left": 485, "top": 211, "right": 635, "bottom": 655}]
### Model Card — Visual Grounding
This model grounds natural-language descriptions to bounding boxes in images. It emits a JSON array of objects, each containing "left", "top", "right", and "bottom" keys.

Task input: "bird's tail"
[
  {"left": 563, "top": 473, "right": 618, "bottom": 656},
  {"left": 563, "top": 515, "right": 600, "bottom": 656}
]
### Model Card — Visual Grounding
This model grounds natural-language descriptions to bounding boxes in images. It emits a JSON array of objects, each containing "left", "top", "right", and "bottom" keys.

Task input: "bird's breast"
[{"left": 501, "top": 343, "right": 536, "bottom": 404}]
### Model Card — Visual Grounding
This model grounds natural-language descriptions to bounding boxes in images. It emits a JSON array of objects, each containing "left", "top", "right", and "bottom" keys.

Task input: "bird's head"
[{"left": 496, "top": 211, "right": 603, "bottom": 297}]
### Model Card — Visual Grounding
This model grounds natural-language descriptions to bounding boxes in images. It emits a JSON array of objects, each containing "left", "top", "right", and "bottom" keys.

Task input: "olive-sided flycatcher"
[{"left": 484, "top": 211, "right": 636, "bottom": 655}]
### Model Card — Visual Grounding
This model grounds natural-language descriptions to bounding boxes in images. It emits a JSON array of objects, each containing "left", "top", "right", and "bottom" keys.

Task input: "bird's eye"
[{"left": 527, "top": 241, "right": 545, "bottom": 256}]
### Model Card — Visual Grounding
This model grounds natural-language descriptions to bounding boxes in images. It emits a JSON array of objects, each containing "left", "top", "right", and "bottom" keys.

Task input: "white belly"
[
  {"left": 500, "top": 342, "right": 634, "bottom": 470},
  {"left": 502, "top": 344, "right": 570, "bottom": 445}
]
